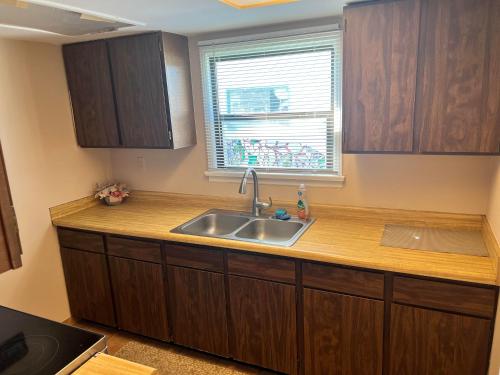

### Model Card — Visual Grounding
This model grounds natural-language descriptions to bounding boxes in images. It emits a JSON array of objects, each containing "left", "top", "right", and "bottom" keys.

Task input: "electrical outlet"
[{"left": 136, "top": 156, "right": 145, "bottom": 170}]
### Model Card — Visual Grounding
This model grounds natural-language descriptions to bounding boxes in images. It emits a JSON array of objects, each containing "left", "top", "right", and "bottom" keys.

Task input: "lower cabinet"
[
  {"left": 389, "top": 304, "right": 491, "bottom": 375},
  {"left": 57, "top": 229, "right": 497, "bottom": 375},
  {"left": 228, "top": 275, "right": 297, "bottom": 375},
  {"left": 60, "top": 247, "right": 115, "bottom": 326},
  {"left": 108, "top": 256, "right": 169, "bottom": 340},
  {"left": 167, "top": 265, "right": 229, "bottom": 356},
  {"left": 303, "top": 288, "right": 384, "bottom": 375}
]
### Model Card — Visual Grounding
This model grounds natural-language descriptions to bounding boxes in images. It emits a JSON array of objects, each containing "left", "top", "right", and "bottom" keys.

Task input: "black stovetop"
[{"left": 0, "top": 306, "right": 104, "bottom": 375}]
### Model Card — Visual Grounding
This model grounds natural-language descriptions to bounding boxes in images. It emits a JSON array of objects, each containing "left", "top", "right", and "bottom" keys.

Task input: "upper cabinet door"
[
  {"left": 108, "top": 33, "right": 171, "bottom": 148},
  {"left": 415, "top": 0, "right": 500, "bottom": 154},
  {"left": 63, "top": 41, "right": 120, "bottom": 147},
  {"left": 343, "top": 0, "right": 420, "bottom": 153}
]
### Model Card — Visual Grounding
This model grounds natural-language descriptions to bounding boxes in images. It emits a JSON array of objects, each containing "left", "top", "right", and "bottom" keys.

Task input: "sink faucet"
[{"left": 238, "top": 168, "right": 272, "bottom": 216}]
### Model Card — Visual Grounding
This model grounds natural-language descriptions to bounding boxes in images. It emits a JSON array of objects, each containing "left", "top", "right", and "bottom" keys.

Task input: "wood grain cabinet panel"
[
  {"left": 164, "top": 243, "right": 224, "bottom": 272},
  {"left": 167, "top": 266, "right": 229, "bottom": 356},
  {"left": 57, "top": 228, "right": 105, "bottom": 253},
  {"left": 59, "top": 248, "right": 115, "bottom": 326},
  {"left": 343, "top": 0, "right": 420, "bottom": 152},
  {"left": 108, "top": 256, "right": 169, "bottom": 341},
  {"left": 227, "top": 251, "right": 296, "bottom": 283},
  {"left": 303, "top": 288, "right": 384, "bottom": 375},
  {"left": 228, "top": 275, "right": 297, "bottom": 374},
  {"left": 108, "top": 33, "right": 170, "bottom": 148},
  {"left": 393, "top": 276, "right": 496, "bottom": 318},
  {"left": 415, "top": 0, "right": 500, "bottom": 154},
  {"left": 302, "top": 262, "right": 384, "bottom": 299},
  {"left": 63, "top": 41, "right": 120, "bottom": 147},
  {"left": 107, "top": 236, "right": 161, "bottom": 263},
  {"left": 389, "top": 304, "right": 491, "bottom": 375}
]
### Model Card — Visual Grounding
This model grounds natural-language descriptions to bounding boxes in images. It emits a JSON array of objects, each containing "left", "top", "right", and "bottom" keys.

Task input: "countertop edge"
[{"left": 50, "top": 192, "right": 500, "bottom": 287}]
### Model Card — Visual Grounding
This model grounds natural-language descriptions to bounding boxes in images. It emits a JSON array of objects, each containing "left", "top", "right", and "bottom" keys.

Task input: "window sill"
[{"left": 204, "top": 170, "right": 345, "bottom": 188}]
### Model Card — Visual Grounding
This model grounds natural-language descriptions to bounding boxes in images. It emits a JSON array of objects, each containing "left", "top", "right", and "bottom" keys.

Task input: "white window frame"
[{"left": 199, "top": 25, "right": 344, "bottom": 187}]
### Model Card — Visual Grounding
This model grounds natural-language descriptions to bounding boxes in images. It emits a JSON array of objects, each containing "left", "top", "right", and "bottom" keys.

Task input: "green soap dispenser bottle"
[{"left": 297, "top": 184, "right": 310, "bottom": 220}]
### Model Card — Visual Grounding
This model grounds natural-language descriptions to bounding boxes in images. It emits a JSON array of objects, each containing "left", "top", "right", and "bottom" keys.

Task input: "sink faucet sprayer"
[{"left": 238, "top": 168, "right": 272, "bottom": 217}]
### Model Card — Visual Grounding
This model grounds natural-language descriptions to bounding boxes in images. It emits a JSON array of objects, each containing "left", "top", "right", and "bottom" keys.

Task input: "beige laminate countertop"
[
  {"left": 74, "top": 353, "right": 157, "bottom": 375},
  {"left": 51, "top": 191, "right": 500, "bottom": 286}
]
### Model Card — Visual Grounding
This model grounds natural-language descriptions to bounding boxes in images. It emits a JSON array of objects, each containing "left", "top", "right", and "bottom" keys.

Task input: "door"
[
  {"left": 228, "top": 275, "right": 297, "bottom": 374},
  {"left": 343, "top": 0, "right": 420, "bottom": 152},
  {"left": 108, "top": 256, "right": 169, "bottom": 340},
  {"left": 63, "top": 41, "right": 120, "bottom": 147},
  {"left": 107, "top": 33, "right": 171, "bottom": 148},
  {"left": 389, "top": 304, "right": 491, "bottom": 375},
  {"left": 167, "top": 266, "right": 229, "bottom": 356},
  {"left": 414, "top": 0, "right": 500, "bottom": 153},
  {"left": 60, "top": 248, "right": 115, "bottom": 326},
  {"left": 303, "top": 288, "right": 384, "bottom": 375}
]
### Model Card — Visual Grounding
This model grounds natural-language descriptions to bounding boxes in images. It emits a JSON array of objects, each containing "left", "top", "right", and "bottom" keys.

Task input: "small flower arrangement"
[{"left": 95, "top": 183, "right": 130, "bottom": 206}]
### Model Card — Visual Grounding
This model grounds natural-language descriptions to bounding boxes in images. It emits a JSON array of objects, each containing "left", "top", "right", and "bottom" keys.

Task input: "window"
[{"left": 200, "top": 28, "right": 343, "bottom": 183}]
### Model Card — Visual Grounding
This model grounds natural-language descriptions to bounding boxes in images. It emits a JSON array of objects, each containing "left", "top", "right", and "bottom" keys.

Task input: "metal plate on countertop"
[{"left": 381, "top": 224, "right": 489, "bottom": 257}]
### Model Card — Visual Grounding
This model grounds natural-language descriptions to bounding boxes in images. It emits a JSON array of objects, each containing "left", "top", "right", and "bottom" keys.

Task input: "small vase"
[{"left": 104, "top": 196, "right": 123, "bottom": 206}]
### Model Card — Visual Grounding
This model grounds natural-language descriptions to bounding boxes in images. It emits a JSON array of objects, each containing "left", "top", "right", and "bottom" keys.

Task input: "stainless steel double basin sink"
[{"left": 171, "top": 209, "right": 315, "bottom": 247}]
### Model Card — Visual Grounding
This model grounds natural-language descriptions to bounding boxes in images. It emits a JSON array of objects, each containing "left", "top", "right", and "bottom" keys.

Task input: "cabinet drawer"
[
  {"left": 107, "top": 236, "right": 161, "bottom": 263},
  {"left": 58, "top": 228, "right": 105, "bottom": 253},
  {"left": 227, "top": 252, "right": 295, "bottom": 284},
  {"left": 303, "top": 262, "right": 384, "bottom": 299},
  {"left": 393, "top": 276, "right": 497, "bottom": 318},
  {"left": 165, "top": 243, "right": 223, "bottom": 272}
]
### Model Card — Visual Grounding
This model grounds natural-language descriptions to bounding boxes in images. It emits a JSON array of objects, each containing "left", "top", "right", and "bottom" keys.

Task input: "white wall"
[
  {"left": 110, "top": 19, "right": 496, "bottom": 214},
  {"left": 0, "top": 39, "right": 111, "bottom": 321},
  {"left": 488, "top": 160, "right": 500, "bottom": 375}
]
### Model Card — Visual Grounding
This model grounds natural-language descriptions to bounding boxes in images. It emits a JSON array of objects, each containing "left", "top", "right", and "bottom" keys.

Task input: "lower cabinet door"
[
  {"left": 167, "top": 265, "right": 229, "bottom": 356},
  {"left": 60, "top": 248, "right": 116, "bottom": 326},
  {"left": 303, "top": 288, "right": 384, "bottom": 375},
  {"left": 228, "top": 275, "right": 297, "bottom": 374},
  {"left": 389, "top": 304, "right": 491, "bottom": 375},
  {"left": 108, "top": 256, "right": 169, "bottom": 340}
]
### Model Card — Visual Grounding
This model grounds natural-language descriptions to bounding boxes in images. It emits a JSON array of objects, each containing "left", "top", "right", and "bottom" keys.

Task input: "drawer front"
[
  {"left": 227, "top": 252, "right": 296, "bottom": 284},
  {"left": 107, "top": 236, "right": 161, "bottom": 263},
  {"left": 303, "top": 262, "right": 385, "bottom": 299},
  {"left": 393, "top": 276, "right": 497, "bottom": 318},
  {"left": 164, "top": 243, "right": 224, "bottom": 272},
  {"left": 57, "top": 228, "right": 105, "bottom": 253}
]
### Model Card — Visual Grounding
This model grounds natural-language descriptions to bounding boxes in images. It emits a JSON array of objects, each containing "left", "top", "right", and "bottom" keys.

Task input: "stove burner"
[{"left": 0, "top": 334, "right": 60, "bottom": 375}]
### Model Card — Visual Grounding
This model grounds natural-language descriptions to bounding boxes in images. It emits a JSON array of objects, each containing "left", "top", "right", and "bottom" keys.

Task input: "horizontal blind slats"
[{"left": 201, "top": 30, "right": 342, "bottom": 174}]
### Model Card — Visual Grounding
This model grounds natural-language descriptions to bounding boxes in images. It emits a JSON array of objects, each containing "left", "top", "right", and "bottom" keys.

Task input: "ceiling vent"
[{"left": 0, "top": 0, "right": 137, "bottom": 36}]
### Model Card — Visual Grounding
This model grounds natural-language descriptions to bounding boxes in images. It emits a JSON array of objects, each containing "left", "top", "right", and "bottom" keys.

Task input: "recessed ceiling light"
[{"left": 219, "top": 0, "right": 299, "bottom": 9}]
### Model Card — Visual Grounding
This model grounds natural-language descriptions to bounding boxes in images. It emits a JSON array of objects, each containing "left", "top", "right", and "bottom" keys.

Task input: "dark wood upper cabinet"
[
  {"left": 414, "top": 0, "right": 500, "bottom": 154},
  {"left": 59, "top": 247, "right": 116, "bottom": 326},
  {"left": 63, "top": 41, "right": 120, "bottom": 147},
  {"left": 343, "top": 0, "right": 500, "bottom": 155},
  {"left": 108, "top": 256, "right": 169, "bottom": 341},
  {"left": 108, "top": 33, "right": 170, "bottom": 148},
  {"left": 389, "top": 304, "right": 491, "bottom": 375},
  {"left": 167, "top": 265, "right": 229, "bottom": 357},
  {"left": 343, "top": 0, "right": 420, "bottom": 153},
  {"left": 303, "top": 288, "right": 384, "bottom": 375},
  {"left": 63, "top": 32, "right": 195, "bottom": 149},
  {"left": 228, "top": 275, "right": 297, "bottom": 374}
]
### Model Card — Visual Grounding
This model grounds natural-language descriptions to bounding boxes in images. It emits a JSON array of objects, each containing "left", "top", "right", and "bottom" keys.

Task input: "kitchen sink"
[
  {"left": 235, "top": 219, "right": 304, "bottom": 243},
  {"left": 181, "top": 212, "right": 250, "bottom": 236},
  {"left": 171, "top": 209, "right": 314, "bottom": 247}
]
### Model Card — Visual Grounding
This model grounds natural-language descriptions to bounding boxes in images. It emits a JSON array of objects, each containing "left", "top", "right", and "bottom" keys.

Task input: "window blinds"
[{"left": 200, "top": 29, "right": 342, "bottom": 175}]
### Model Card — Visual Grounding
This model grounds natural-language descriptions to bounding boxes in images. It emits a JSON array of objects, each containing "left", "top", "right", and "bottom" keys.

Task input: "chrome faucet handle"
[{"left": 259, "top": 197, "right": 272, "bottom": 210}]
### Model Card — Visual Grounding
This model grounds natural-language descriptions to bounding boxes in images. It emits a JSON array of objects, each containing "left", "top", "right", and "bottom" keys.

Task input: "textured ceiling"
[{"left": 0, "top": 0, "right": 352, "bottom": 44}]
